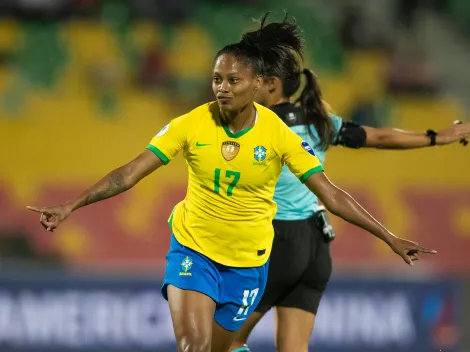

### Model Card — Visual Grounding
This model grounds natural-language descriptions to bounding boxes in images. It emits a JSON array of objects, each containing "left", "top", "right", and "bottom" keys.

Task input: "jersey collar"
[{"left": 222, "top": 108, "right": 258, "bottom": 139}]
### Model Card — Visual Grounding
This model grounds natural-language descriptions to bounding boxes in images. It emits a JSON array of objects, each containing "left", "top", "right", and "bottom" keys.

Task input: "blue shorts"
[{"left": 161, "top": 235, "right": 269, "bottom": 331}]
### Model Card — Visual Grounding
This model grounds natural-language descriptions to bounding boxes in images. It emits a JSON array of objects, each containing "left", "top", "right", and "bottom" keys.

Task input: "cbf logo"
[
  {"left": 179, "top": 256, "right": 193, "bottom": 276},
  {"left": 254, "top": 146, "right": 267, "bottom": 161},
  {"left": 301, "top": 141, "right": 315, "bottom": 156}
]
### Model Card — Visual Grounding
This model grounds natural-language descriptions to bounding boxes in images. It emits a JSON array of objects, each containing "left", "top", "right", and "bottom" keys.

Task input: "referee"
[{"left": 230, "top": 18, "right": 470, "bottom": 352}]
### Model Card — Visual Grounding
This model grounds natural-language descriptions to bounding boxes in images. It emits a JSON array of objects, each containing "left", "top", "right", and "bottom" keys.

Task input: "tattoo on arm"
[{"left": 84, "top": 170, "right": 127, "bottom": 206}]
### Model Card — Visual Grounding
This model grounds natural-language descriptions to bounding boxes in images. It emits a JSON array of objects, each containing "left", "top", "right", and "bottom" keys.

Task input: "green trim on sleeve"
[
  {"left": 168, "top": 207, "right": 175, "bottom": 230},
  {"left": 146, "top": 145, "right": 170, "bottom": 165},
  {"left": 299, "top": 165, "right": 324, "bottom": 183}
]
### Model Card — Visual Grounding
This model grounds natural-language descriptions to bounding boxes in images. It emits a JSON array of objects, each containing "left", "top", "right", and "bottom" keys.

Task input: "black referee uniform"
[{"left": 254, "top": 102, "right": 365, "bottom": 314}]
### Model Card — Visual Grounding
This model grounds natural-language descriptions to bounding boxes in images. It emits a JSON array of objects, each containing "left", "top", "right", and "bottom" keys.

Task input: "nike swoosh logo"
[
  {"left": 196, "top": 142, "right": 211, "bottom": 147},
  {"left": 233, "top": 317, "right": 247, "bottom": 321}
]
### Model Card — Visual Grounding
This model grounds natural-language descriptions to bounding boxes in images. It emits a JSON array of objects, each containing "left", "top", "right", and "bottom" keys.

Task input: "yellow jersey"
[{"left": 147, "top": 102, "right": 323, "bottom": 267}]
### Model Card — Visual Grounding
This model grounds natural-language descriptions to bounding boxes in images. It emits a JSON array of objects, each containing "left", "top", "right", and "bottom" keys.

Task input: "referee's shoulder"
[{"left": 255, "top": 102, "right": 281, "bottom": 122}]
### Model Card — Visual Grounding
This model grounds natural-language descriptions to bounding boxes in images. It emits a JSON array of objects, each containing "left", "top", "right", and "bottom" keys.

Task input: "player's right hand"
[{"left": 26, "top": 204, "right": 72, "bottom": 232}]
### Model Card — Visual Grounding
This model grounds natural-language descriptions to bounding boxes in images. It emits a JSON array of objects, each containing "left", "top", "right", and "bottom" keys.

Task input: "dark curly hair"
[{"left": 214, "top": 12, "right": 334, "bottom": 150}]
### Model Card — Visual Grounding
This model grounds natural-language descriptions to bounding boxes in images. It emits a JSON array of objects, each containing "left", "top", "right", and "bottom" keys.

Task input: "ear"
[
  {"left": 253, "top": 74, "right": 263, "bottom": 93},
  {"left": 268, "top": 76, "right": 281, "bottom": 93}
]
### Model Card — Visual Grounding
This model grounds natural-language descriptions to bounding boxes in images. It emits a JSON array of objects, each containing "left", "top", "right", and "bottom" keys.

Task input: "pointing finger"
[
  {"left": 27, "top": 206, "right": 45, "bottom": 213},
  {"left": 415, "top": 246, "right": 437, "bottom": 254}
]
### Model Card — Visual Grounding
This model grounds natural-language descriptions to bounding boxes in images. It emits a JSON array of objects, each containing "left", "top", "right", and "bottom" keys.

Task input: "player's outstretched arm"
[
  {"left": 26, "top": 150, "right": 163, "bottom": 232},
  {"left": 304, "top": 172, "right": 437, "bottom": 266},
  {"left": 362, "top": 121, "right": 470, "bottom": 149}
]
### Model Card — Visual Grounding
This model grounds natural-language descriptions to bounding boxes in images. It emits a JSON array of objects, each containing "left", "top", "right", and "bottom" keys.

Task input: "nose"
[{"left": 218, "top": 80, "right": 229, "bottom": 93}]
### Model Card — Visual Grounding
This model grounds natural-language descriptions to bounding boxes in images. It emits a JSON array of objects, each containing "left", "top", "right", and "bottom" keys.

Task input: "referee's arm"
[
  {"left": 362, "top": 126, "right": 430, "bottom": 149},
  {"left": 335, "top": 120, "right": 470, "bottom": 149}
]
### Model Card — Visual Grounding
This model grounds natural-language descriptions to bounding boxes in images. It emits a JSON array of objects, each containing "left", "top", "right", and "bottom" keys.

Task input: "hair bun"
[
  {"left": 239, "top": 13, "right": 304, "bottom": 59},
  {"left": 240, "top": 33, "right": 263, "bottom": 50}
]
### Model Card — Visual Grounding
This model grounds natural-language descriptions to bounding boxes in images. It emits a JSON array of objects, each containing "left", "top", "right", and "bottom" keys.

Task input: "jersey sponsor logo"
[
  {"left": 156, "top": 124, "right": 169, "bottom": 137},
  {"left": 254, "top": 146, "right": 267, "bottom": 162},
  {"left": 301, "top": 141, "right": 315, "bottom": 156},
  {"left": 195, "top": 141, "right": 211, "bottom": 147},
  {"left": 221, "top": 141, "right": 240, "bottom": 161},
  {"left": 179, "top": 256, "right": 193, "bottom": 276}
]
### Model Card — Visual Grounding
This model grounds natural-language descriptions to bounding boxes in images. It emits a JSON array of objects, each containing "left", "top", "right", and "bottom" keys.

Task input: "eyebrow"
[{"left": 213, "top": 71, "right": 239, "bottom": 76}]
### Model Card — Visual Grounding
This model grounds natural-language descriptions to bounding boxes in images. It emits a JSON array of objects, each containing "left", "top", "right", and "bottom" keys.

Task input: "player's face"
[{"left": 212, "top": 54, "right": 262, "bottom": 112}]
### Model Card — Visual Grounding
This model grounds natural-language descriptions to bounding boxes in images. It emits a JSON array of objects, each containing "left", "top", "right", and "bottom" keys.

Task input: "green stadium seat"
[{"left": 14, "top": 21, "right": 68, "bottom": 89}]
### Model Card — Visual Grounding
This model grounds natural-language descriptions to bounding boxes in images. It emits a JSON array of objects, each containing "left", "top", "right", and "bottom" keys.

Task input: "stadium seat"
[{"left": 0, "top": 19, "right": 19, "bottom": 52}]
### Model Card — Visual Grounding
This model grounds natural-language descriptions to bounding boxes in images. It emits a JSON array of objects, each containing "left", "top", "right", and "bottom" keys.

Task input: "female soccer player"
[
  {"left": 27, "top": 17, "right": 436, "bottom": 352},
  {"left": 230, "top": 15, "right": 470, "bottom": 352}
]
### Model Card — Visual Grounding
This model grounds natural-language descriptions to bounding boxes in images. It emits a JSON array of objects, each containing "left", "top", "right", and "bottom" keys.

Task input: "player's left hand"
[
  {"left": 389, "top": 237, "right": 437, "bottom": 266},
  {"left": 436, "top": 121, "right": 470, "bottom": 145}
]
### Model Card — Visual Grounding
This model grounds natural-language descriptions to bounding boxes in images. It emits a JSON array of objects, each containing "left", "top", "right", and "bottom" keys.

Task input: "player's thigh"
[
  {"left": 211, "top": 319, "right": 239, "bottom": 352},
  {"left": 212, "top": 262, "right": 268, "bottom": 352},
  {"left": 161, "top": 235, "right": 221, "bottom": 303},
  {"left": 167, "top": 285, "right": 216, "bottom": 352},
  {"left": 230, "top": 311, "right": 265, "bottom": 349},
  {"left": 274, "top": 306, "right": 316, "bottom": 352},
  {"left": 162, "top": 235, "right": 222, "bottom": 351},
  {"left": 214, "top": 260, "right": 269, "bottom": 333}
]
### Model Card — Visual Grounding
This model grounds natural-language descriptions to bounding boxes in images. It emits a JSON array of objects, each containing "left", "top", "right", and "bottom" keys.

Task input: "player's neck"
[
  {"left": 220, "top": 104, "right": 256, "bottom": 134},
  {"left": 272, "top": 96, "right": 290, "bottom": 106}
]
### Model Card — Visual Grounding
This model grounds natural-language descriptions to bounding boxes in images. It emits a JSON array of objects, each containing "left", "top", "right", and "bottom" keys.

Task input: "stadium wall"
[
  {"left": 0, "top": 100, "right": 469, "bottom": 274},
  {"left": 0, "top": 272, "right": 462, "bottom": 352}
]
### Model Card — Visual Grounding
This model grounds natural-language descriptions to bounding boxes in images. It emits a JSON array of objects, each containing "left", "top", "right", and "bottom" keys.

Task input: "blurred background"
[{"left": 0, "top": 0, "right": 469, "bottom": 351}]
